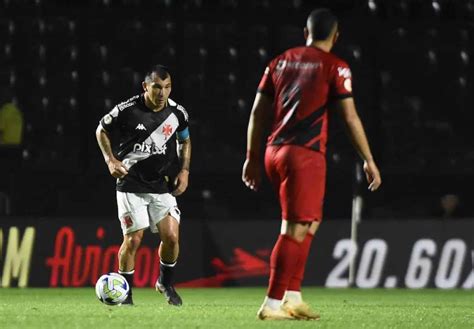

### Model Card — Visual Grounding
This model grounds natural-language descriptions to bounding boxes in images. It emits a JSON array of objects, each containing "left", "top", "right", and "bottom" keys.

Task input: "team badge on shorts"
[{"left": 121, "top": 214, "right": 133, "bottom": 228}]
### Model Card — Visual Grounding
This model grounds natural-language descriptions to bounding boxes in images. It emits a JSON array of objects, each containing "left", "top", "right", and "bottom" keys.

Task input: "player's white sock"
[
  {"left": 263, "top": 296, "right": 282, "bottom": 310},
  {"left": 284, "top": 290, "right": 303, "bottom": 303}
]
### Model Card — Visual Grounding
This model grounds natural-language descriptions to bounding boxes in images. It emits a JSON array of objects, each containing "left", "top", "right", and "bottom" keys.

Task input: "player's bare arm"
[
  {"left": 172, "top": 137, "right": 191, "bottom": 196},
  {"left": 242, "top": 92, "right": 273, "bottom": 191},
  {"left": 95, "top": 125, "right": 128, "bottom": 179},
  {"left": 334, "top": 97, "right": 382, "bottom": 191}
]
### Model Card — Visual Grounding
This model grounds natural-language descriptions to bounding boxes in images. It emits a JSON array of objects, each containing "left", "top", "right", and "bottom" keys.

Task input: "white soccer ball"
[{"left": 95, "top": 272, "right": 130, "bottom": 305}]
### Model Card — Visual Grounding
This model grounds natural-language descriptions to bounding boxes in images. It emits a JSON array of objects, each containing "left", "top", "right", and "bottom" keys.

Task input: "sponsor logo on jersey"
[
  {"left": 118, "top": 101, "right": 135, "bottom": 111},
  {"left": 177, "top": 105, "right": 189, "bottom": 121},
  {"left": 133, "top": 142, "right": 167, "bottom": 155},
  {"left": 135, "top": 123, "right": 147, "bottom": 131},
  {"left": 117, "top": 95, "right": 139, "bottom": 111},
  {"left": 337, "top": 67, "right": 352, "bottom": 78},
  {"left": 276, "top": 60, "right": 320, "bottom": 71}
]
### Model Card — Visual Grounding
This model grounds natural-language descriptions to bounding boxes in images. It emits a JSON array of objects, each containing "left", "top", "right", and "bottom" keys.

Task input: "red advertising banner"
[{"left": 0, "top": 217, "right": 472, "bottom": 289}]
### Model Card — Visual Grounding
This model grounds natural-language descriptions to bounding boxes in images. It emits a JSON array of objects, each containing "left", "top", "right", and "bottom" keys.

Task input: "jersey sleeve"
[
  {"left": 99, "top": 105, "right": 120, "bottom": 132},
  {"left": 175, "top": 104, "right": 190, "bottom": 141},
  {"left": 257, "top": 61, "right": 275, "bottom": 96},
  {"left": 329, "top": 60, "right": 353, "bottom": 100}
]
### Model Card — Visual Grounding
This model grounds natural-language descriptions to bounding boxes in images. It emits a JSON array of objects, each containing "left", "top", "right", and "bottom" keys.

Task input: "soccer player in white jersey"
[{"left": 96, "top": 65, "right": 191, "bottom": 306}]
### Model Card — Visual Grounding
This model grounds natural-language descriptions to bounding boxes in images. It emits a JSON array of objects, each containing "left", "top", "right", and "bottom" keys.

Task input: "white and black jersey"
[{"left": 100, "top": 94, "right": 190, "bottom": 194}]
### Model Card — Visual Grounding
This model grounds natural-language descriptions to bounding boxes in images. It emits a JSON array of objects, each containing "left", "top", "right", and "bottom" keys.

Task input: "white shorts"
[{"left": 116, "top": 192, "right": 181, "bottom": 235}]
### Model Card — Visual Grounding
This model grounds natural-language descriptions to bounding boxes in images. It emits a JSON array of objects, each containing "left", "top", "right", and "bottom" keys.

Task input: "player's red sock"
[
  {"left": 267, "top": 234, "right": 302, "bottom": 300},
  {"left": 288, "top": 233, "right": 314, "bottom": 292}
]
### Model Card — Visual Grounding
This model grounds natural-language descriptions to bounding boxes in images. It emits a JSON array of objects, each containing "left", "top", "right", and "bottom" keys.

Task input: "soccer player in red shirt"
[{"left": 242, "top": 8, "right": 382, "bottom": 320}]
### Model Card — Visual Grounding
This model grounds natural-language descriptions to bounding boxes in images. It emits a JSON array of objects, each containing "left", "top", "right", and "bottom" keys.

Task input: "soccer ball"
[{"left": 95, "top": 272, "right": 130, "bottom": 305}]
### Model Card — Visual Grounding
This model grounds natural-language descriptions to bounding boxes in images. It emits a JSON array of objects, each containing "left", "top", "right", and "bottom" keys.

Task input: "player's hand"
[
  {"left": 242, "top": 158, "right": 261, "bottom": 191},
  {"left": 172, "top": 169, "right": 189, "bottom": 196},
  {"left": 107, "top": 158, "right": 128, "bottom": 179},
  {"left": 364, "top": 160, "right": 381, "bottom": 192}
]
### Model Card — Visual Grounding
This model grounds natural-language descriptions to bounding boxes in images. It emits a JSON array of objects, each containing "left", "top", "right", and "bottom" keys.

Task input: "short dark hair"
[
  {"left": 144, "top": 64, "right": 171, "bottom": 83},
  {"left": 307, "top": 8, "right": 338, "bottom": 41}
]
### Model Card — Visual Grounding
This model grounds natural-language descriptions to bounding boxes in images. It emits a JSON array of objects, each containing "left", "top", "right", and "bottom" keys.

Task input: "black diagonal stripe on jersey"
[
  {"left": 309, "top": 140, "right": 320, "bottom": 151},
  {"left": 294, "top": 119, "right": 323, "bottom": 147},
  {"left": 272, "top": 105, "right": 325, "bottom": 145},
  {"left": 116, "top": 130, "right": 149, "bottom": 160}
]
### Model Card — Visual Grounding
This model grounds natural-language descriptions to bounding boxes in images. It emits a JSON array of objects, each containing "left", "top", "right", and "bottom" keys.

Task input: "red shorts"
[{"left": 265, "top": 144, "right": 326, "bottom": 222}]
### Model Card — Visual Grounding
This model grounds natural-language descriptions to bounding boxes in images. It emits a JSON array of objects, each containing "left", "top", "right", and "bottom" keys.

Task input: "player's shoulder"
[
  {"left": 115, "top": 94, "right": 141, "bottom": 111},
  {"left": 266, "top": 47, "right": 302, "bottom": 70},
  {"left": 168, "top": 98, "right": 189, "bottom": 121},
  {"left": 324, "top": 53, "right": 352, "bottom": 80}
]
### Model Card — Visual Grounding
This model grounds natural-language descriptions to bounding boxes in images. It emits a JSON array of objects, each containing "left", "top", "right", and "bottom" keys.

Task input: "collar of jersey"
[{"left": 140, "top": 94, "right": 170, "bottom": 113}]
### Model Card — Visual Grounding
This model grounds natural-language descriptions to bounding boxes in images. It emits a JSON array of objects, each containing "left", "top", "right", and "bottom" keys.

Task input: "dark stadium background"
[{"left": 2, "top": 0, "right": 474, "bottom": 220}]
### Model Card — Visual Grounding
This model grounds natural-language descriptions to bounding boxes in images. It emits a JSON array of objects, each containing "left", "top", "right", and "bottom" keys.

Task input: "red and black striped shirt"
[{"left": 258, "top": 46, "right": 353, "bottom": 154}]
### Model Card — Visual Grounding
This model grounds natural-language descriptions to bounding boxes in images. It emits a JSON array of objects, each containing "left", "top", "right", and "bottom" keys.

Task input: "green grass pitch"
[{"left": 0, "top": 288, "right": 473, "bottom": 328}]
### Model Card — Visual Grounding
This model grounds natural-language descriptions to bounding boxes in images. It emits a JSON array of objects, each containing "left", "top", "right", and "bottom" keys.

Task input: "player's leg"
[
  {"left": 148, "top": 193, "right": 183, "bottom": 306},
  {"left": 286, "top": 221, "right": 319, "bottom": 301},
  {"left": 157, "top": 214, "right": 180, "bottom": 283},
  {"left": 268, "top": 219, "right": 311, "bottom": 299},
  {"left": 157, "top": 214, "right": 180, "bottom": 264},
  {"left": 281, "top": 148, "right": 326, "bottom": 319},
  {"left": 258, "top": 220, "right": 311, "bottom": 319},
  {"left": 116, "top": 192, "right": 150, "bottom": 305},
  {"left": 156, "top": 215, "right": 182, "bottom": 306},
  {"left": 118, "top": 229, "right": 144, "bottom": 305},
  {"left": 257, "top": 146, "right": 299, "bottom": 320},
  {"left": 281, "top": 221, "right": 320, "bottom": 319},
  {"left": 258, "top": 145, "right": 323, "bottom": 320},
  {"left": 119, "top": 229, "right": 145, "bottom": 270}
]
